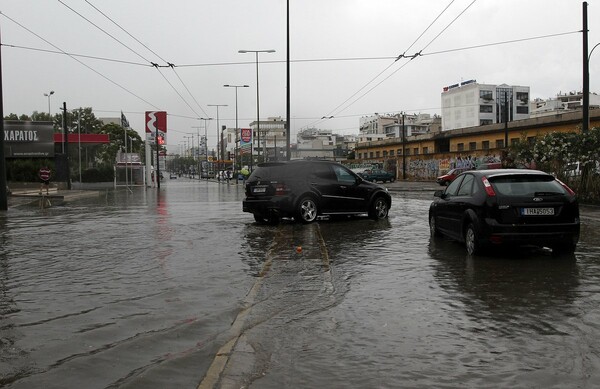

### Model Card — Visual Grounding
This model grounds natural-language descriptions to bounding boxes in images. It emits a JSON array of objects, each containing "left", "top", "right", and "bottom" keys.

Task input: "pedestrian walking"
[{"left": 38, "top": 166, "right": 51, "bottom": 195}]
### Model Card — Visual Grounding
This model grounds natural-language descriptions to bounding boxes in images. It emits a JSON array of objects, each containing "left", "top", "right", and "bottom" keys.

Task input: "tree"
[
  {"left": 55, "top": 107, "right": 104, "bottom": 135},
  {"left": 95, "top": 123, "right": 143, "bottom": 166}
]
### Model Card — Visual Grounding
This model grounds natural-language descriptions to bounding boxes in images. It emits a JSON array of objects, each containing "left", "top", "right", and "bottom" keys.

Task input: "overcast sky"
[{"left": 1, "top": 0, "right": 599, "bottom": 153}]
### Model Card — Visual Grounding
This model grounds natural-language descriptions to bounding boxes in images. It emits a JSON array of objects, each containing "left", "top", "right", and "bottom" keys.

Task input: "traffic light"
[{"left": 157, "top": 135, "right": 165, "bottom": 145}]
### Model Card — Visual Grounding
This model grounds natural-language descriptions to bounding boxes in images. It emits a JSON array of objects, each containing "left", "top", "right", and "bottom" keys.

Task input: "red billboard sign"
[
  {"left": 145, "top": 111, "right": 167, "bottom": 144},
  {"left": 240, "top": 128, "right": 252, "bottom": 143}
]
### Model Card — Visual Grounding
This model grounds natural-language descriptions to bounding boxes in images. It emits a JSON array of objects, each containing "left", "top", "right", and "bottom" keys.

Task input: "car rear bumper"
[{"left": 483, "top": 218, "right": 580, "bottom": 245}]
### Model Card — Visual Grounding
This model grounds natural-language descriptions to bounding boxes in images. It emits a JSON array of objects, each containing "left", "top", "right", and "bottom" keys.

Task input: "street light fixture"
[
  {"left": 207, "top": 105, "right": 228, "bottom": 174},
  {"left": 224, "top": 84, "right": 249, "bottom": 176},
  {"left": 238, "top": 49, "right": 275, "bottom": 165},
  {"left": 44, "top": 90, "right": 54, "bottom": 117}
]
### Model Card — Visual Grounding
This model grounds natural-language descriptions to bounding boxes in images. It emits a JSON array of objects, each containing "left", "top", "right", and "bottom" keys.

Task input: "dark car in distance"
[
  {"left": 243, "top": 160, "right": 392, "bottom": 224},
  {"left": 358, "top": 169, "right": 395, "bottom": 183},
  {"left": 436, "top": 167, "right": 471, "bottom": 186},
  {"left": 429, "top": 169, "right": 580, "bottom": 255}
]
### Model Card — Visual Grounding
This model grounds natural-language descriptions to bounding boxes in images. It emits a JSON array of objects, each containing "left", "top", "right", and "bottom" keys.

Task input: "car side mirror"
[{"left": 434, "top": 190, "right": 444, "bottom": 198}]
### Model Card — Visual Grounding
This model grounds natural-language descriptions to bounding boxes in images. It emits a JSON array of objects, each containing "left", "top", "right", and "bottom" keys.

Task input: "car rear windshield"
[
  {"left": 247, "top": 163, "right": 288, "bottom": 181},
  {"left": 489, "top": 174, "right": 567, "bottom": 196}
]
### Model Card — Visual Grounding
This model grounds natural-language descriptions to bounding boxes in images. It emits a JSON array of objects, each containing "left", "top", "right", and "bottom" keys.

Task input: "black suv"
[
  {"left": 429, "top": 169, "right": 580, "bottom": 255},
  {"left": 243, "top": 160, "right": 392, "bottom": 224}
]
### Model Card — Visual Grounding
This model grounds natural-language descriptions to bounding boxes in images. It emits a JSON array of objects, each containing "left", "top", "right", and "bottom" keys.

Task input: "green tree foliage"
[
  {"left": 95, "top": 123, "right": 143, "bottom": 167},
  {"left": 507, "top": 127, "right": 600, "bottom": 203}
]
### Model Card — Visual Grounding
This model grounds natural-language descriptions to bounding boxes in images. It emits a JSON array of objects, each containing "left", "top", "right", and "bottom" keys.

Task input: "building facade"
[
  {"left": 353, "top": 109, "right": 600, "bottom": 180},
  {"left": 441, "top": 80, "right": 530, "bottom": 131}
]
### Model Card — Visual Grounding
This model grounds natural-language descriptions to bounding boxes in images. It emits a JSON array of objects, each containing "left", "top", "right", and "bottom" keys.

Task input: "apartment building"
[{"left": 441, "top": 80, "right": 530, "bottom": 131}]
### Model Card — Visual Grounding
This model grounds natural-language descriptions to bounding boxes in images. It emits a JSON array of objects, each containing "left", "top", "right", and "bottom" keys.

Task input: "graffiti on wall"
[{"left": 401, "top": 154, "right": 502, "bottom": 180}]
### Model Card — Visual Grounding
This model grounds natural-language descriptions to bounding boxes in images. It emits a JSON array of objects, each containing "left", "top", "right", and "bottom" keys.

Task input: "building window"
[
  {"left": 405, "top": 148, "right": 410, "bottom": 156},
  {"left": 413, "top": 148, "right": 419, "bottom": 155},
  {"left": 527, "top": 136, "right": 536, "bottom": 145},
  {"left": 480, "top": 105, "right": 493, "bottom": 113},
  {"left": 496, "top": 139, "right": 504, "bottom": 148},
  {"left": 469, "top": 142, "right": 477, "bottom": 151},
  {"left": 480, "top": 90, "right": 493, "bottom": 100},
  {"left": 516, "top": 92, "right": 529, "bottom": 103},
  {"left": 457, "top": 143, "right": 464, "bottom": 152},
  {"left": 480, "top": 119, "right": 493, "bottom": 125},
  {"left": 390, "top": 150, "right": 395, "bottom": 156},
  {"left": 370, "top": 152, "right": 374, "bottom": 158},
  {"left": 517, "top": 106, "right": 529, "bottom": 114},
  {"left": 383, "top": 150, "right": 388, "bottom": 157},
  {"left": 376, "top": 151, "right": 380, "bottom": 158},
  {"left": 397, "top": 148, "right": 402, "bottom": 156},
  {"left": 423, "top": 147, "right": 429, "bottom": 154},
  {"left": 482, "top": 140, "right": 490, "bottom": 150},
  {"left": 358, "top": 153, "right": 362, "bottom": 159},
  {"left": 510, "top": 138, "right": 519, "bottom": 145}
]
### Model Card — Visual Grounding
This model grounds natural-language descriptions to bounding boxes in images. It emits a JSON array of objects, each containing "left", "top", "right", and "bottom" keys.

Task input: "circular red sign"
[{"left": 241, "top": 128, "right": 251, "bottom": 143}]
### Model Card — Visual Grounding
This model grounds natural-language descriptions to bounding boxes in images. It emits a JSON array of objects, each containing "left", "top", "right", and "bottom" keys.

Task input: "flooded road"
[{"left": 2, "top": 179, "right": 600, "bottom": 388}]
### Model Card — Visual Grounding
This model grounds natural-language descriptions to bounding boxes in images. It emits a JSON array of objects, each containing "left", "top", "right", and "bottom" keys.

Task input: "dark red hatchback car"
[{"left": 429, "top": 169, "right": 580, "bottom": 255}]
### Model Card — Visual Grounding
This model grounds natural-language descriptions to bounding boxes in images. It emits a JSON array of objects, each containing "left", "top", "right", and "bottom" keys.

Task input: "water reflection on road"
[{"left": 1, "top": 181, "right": 600, "bottom": 388}]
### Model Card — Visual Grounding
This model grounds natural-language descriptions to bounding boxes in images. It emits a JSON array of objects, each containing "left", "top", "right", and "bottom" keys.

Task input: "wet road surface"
[{"left": 2, "top": 179, "right": 600, "bottom": 388}]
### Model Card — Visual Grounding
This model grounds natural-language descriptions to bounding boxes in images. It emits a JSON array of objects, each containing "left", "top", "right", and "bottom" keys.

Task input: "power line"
[
  {"left": 57, "top": 0, "right": 153, "bottom": 64},
  {"left": 0, "top": 11, "right": 160, "bottom": 110},
  {"left": 83, "top": 0, "right": 170, "bottom": 65}
]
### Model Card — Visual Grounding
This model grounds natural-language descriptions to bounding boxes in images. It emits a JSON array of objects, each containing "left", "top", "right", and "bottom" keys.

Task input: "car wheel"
[
  {"left": 297, "top": 197, "right": 318, "bottom": 223},
  {"left": 551, "top": 240, "right": 577, "bottom": 256},
  {"left": 390, "top": 177, "right": 395, "bottom": 183},
  {"left": 429, "top": 214, "right": 441, "bottom": 237},
  {"left": 254, "top": 214, "right": 269, "bottom": 224},
  {"left": 465, "top": 223, "right": 482, "bottom": 255},
  {"left": 369, "top": 196, "right": 389, "bottom": 220},
  {"left": 254, "top": 212, "right": 280, "bottom": 226}
]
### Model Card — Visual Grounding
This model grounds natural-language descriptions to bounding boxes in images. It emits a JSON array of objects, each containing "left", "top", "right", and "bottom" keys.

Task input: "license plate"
[
  {"left": 253, "top": 187, "right": 267, "bottom": 193},
  {"left": 521, "top": 207, "right": 554, "bottom": 216}
]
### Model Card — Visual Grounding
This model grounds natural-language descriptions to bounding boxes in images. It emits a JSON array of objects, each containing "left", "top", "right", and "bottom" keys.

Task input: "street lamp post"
[
  {"left": 44, "top": 90, "right": 54, "bottom": 117},
  {"left": 238, "top": 49, "right": 275, "bottom": 166},
  {"left": 224, "top": 84, "right": 249, "bottom": 177},
  {"left": 208, "top": 105, "right": 227, "bottom": 175},
  {"left": 199, "top": 117, "right": 213, "bottom": 179}
]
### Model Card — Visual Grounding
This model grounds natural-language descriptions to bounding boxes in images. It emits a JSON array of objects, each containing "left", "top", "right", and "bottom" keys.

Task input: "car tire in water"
[
  {"left": 254, "top": 213, "right": 279, "bottom": 225},
  {"left": 296, "top": 197, "right": 318, "bottom": 223},
  {"left": 551, "top": 240, "right": 577, "bottom": 256},
  {"left": 369, "top": 196, "right": 389, "bottom": 220},
  {"left": 465, "top": 222, "right": 482, "bottom": 256}
]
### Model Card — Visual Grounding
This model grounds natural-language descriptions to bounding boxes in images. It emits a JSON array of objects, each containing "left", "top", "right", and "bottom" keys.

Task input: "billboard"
[
  {"left": 3, "top": 121, "right": 54, "bottom": 158},
  {"left": 145, "top": 111, "right": 167, "bottom": 144},
  {"left": 239, "top": 128, "right": 252, "bottom": 154}
]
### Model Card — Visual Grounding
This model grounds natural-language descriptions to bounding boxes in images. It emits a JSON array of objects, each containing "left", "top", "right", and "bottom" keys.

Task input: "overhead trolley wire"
[
  {"left": 324, "top": 0, "right": 479, "bottom": 123},
  {"left": 298, "top": 0, "right": 460, "bottom": 132},
  {"left": 0, "top": 11, "right": 160, "bottom": 110}
]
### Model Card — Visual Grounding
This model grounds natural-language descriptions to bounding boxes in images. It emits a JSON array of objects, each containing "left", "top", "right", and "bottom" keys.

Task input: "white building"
[
  {"left": 441, "top": 80, "right": 530, "bottom": 131},
  {"left": 382, "top": 113, "right": 440, "bottom": 138},
  {"left": 530, "top": 91, "right": 600, "bottom": 118},
  {"left": 358, "top": 114, "right": 397, "bottom": 142}
]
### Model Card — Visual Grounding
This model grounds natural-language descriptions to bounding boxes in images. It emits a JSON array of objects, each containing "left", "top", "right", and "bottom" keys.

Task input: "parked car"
[
  {"left": 169, "top": 172, "right": 177, "bottom": 179},
  {"left": 359, "top": 169, "right": 395, "bottom": 183},
  {"left": 436, "top": 168, "right": 471, "bottom": 186},
  {"left": 476, "top": 162, "right": 502, "bottom": 170},
  {"left": 429, "top": 169, "right": 580, "bottom": 255},
  {"left": 243, "top": 160, "right": 392, "bottom": 224}
]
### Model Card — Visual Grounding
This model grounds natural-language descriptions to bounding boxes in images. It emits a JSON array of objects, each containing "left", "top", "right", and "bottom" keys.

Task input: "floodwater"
[{"left": 1, "top": 179, "right": 600, "bottom": 388}]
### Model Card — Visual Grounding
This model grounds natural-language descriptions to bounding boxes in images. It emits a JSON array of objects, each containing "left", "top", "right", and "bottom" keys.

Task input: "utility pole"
[
  {"left": 402, "top": 113, "right": 406, "bottom": 180},
  {"left": 62, "top": 102, "right": 71, "bottom": 190},
  {"left": 583, "top": 1, "right": 589, "bottom": 132},
  {"left": 0, "top": 27, "right": 7, "bottom": 210}
]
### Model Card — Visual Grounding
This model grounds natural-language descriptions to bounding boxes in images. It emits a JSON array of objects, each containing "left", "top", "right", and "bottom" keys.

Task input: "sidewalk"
[
  {"left": 7, "top": 189, "right": 102, "bottom": 208},
  {"left": 385, "top": 180, "right": 439, "bottom": 192}
]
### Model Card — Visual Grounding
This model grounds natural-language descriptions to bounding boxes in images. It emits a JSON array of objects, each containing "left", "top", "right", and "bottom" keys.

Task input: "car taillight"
[
  {"left": 274, "top": 183, "right": 289, "bottom": 196},
  {"left": 482, "top": 176, "right": 496, "bottom": 197},
  {"left": 556, "top": 178, "right": 576, "bottom": 196}
]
